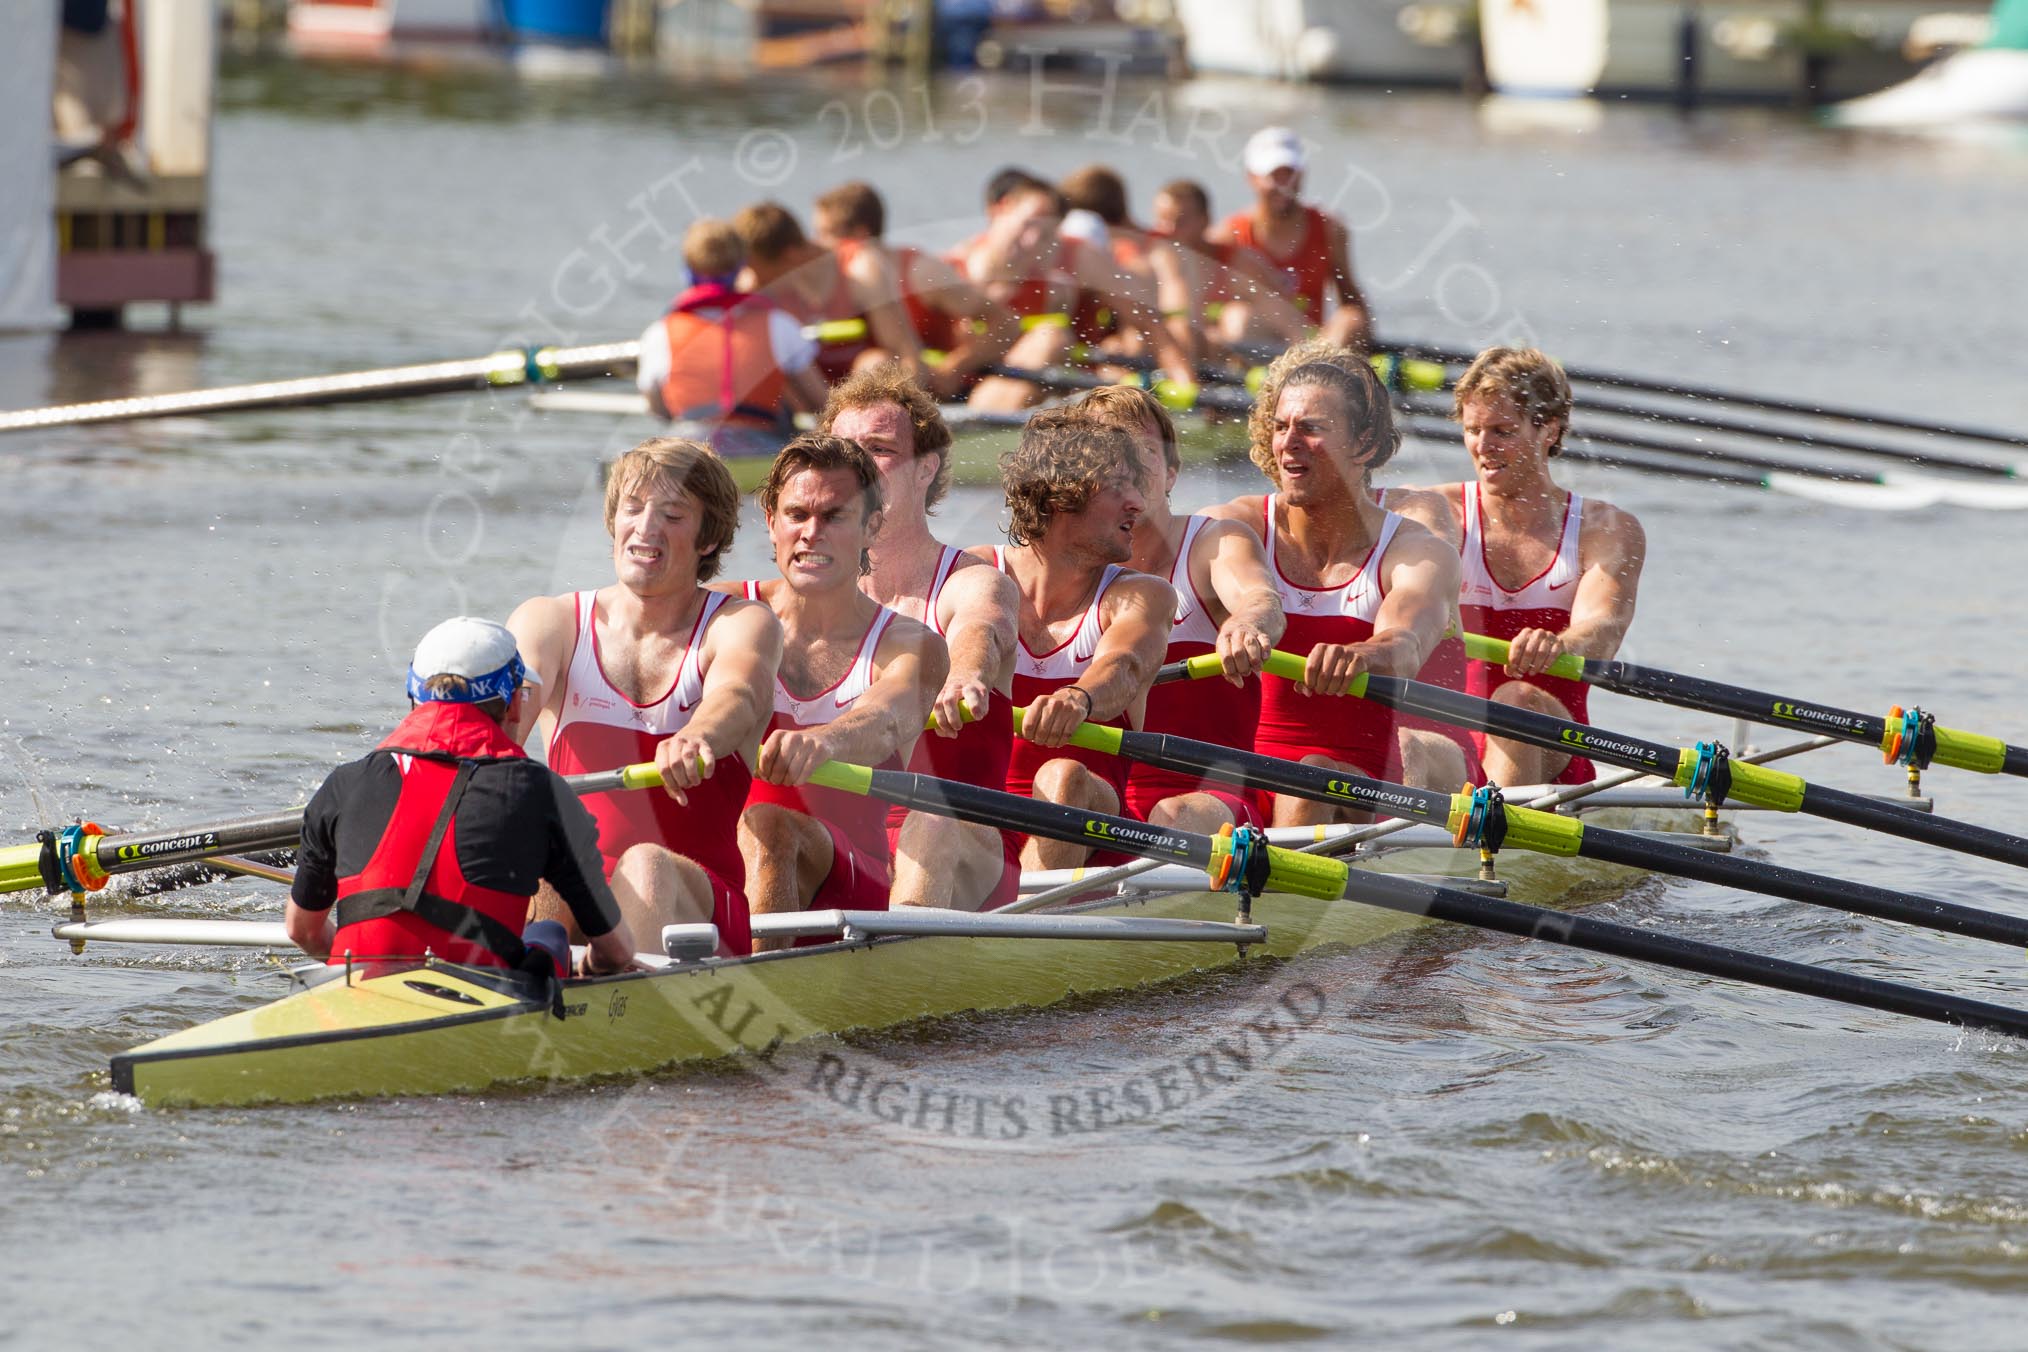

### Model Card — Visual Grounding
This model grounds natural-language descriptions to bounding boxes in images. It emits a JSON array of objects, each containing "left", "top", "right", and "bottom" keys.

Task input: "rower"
[
  {"left": 978, "top": 408, "right": 1175, "bottom": 868},
  {"left": 1056, "top": 164, "right": 1190, "bottom": 361},
  {"left": 1071, "top": 384, "right": 1283, "bottom": 835},
  {"left": 284, "top": 617, "right": 639, "bottom": 978},
  {"left": 810, "top": 180, "right": 1020, "bottom": 400},
  {"left": 959, "top": 173, "right": 1195, "bottom": 412},
  {"left": 822, "top": 365, "right": 1025, "bottom": 911},
  {"left": 1429, "top": 346, "right": 1647, "bottom": 786},
  {"left": 637, "top": 219, "right": 825, "bottom": 460},
  {"left": 1212, "top": 127, "right": 1371, "bottom": 351},
  {"left": 722, "top": 434, "right": 947, "bottom": 952},
  {"left": 1207, "top": 360, "right": 1465, "bottom": 825},
  {"left": 507, "top": 437, "right": 782, "bottom": 956},
  {"left": 733, "top": 201, "right": 869, "bottom": 383},
  {"left": 1150, "top": 178, "right": 1309, "bottom": 355},
  {"left": 1246, "top": 338, "right": 1480, "bottom": 785}
]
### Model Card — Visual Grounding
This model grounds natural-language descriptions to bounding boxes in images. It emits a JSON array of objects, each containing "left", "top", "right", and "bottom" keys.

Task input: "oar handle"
[
  {"left": 1154, "top": 649, "right": 1358, "bottom": 690},
  {"left": 1460, "top": 633, "right": 1587, "bottom": 682}
]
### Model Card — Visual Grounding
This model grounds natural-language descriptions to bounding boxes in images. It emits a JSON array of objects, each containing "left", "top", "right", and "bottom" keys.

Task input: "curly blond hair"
[
  {"left": 1000, "top": 409, "right": 1145, "bottom": 547},
  {"left": 1246, "top": 345, "right": 1399, "bottom": 486}
]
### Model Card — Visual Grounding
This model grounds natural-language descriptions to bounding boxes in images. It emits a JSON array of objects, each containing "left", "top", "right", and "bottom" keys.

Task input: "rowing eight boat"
[{"left": 112, "top": 805, "right": 1720, "bottom": 1108}]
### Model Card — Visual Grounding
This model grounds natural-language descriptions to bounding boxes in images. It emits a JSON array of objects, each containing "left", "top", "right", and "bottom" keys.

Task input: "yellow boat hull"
[{"left": 111, "top": 821, "right": 1702, "bottom": 1108}]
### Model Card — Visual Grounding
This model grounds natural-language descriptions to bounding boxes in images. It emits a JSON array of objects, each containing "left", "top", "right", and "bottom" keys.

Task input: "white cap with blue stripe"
[{"left": 407, "top": 617, "right": 540, "bottom": 705}]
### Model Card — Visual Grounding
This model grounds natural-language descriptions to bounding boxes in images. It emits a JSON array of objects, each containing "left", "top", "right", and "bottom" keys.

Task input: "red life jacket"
[
  {"left": 331, "top": 702, "right": 538, "bottom": 970},
  {"left": 659, "top": 280, "right": 789, "bottom": 427}
]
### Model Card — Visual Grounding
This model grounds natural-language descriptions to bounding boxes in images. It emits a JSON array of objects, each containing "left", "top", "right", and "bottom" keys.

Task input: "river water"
[{"left": 3, "top": 51, "right": 2028, "bottom": 1348}]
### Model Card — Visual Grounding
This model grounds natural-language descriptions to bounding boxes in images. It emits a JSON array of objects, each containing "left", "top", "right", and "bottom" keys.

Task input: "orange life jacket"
[{"left": 659, "top": 281, "right": 789, "bottom": 427}]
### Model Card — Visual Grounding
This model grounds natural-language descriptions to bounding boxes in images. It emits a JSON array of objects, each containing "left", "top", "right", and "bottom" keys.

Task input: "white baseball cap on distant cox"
[
  {"left": 1243, "top": 126, "right": 1307, "bottom": 177},
  {"left": 407, "top": 616, "right": 540, "bottom": 705}
]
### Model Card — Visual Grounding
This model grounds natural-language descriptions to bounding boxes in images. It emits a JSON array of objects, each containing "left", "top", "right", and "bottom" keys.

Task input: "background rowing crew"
[
  {"left": 636, "top": 126, "right": 1370, "bottom": 451},
  {"left": 287, "top": 343, "right": 1644, "bottom": 976}
]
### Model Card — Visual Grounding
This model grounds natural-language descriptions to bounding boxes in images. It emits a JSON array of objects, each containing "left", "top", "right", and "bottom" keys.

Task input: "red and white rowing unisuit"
[
  {"left": 547, "top": 588, "right": 754, "bottom": 952},
  {"left": 743, "top": 586, "right": 900, "bottom": 914},
  {"left": 1373, "top": 487, "right": 1480, "bottom": 785},
  {"left": 1254, "top": 494, "right": 1400, "bottom": 778},
  {"left": 888, "top": 547, "right": 1021, "bottom": 907},
  {"left": 996, "top": 550, "right": 1135, "bottom": 808},
  {"left": 1459, "top": 484, "right": 1594, "bottom": 783},
  {"left": 1124, "top": 516, "right": 1263, "bottom": 825}
]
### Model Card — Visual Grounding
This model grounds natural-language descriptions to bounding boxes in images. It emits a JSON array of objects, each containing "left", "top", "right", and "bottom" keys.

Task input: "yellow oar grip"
[
  {"left": 1444, "top": 796, "right": 1583, "bottom": 856},
  {"left": 1260, "top": 649, "right": 1370, "bottom": 697},
  {"left": 617, "top": 763, "right": 666, "bottom": 791},
  {"left": 1460, "top": 633, "right": 1586, "bottom": 683},
  {"left": 807, "top": 762, "right": 872, "bottom": 795},
  {"left": 1009, "top": 707, "right": 1123, "bottom": 755},
  {"left": 1673, "top": 751, "right": 1805, "bottom": 813},
  {"left": 807, "top": 318, "right": 870, "bottom": 343},
  {"left": 1258, "top": 843, "right": 1350, "bottom": 901},
  {"left": 1928, "top": 725, "right": 2008, "bottom": 775},
  {"left": 0, "top": 841, "right": 46, "bottom": 895}
]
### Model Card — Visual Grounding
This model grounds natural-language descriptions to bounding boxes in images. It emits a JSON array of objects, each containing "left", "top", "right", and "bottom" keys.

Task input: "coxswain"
[
  {"left": 1246, "top": 338, "right": 1479, "bottom": 784},
  {"left": 1150, "top": 178, "right": 1309, "bottom": 354},
  {"left": 1213, "top": 127, "right": 1371, "bottom": 351},
  {"left": 978, "top": 408, "right": 1174, "bottom": 867},
  {"left": 820, "top": 366, "right": 1025, "bottom": 910},
  {"left": 810, "top": 181, "right": 1021, "bottom": 400},
  {"left": 733, "top": 201, "right": 871, "bottom": 384},
  {"left": 1428, "top": 346, "right": 1646, "bottom": 786},
  {"left": 1206, "top": 360, "right": 1465, "bottom": 825},
  {"left": 636, "top": 219, "right": 825, "bottom": 460},
  {"left": 1071, "top": 384, "right": 1284, "bottom": 835},
  {"left": 507, "top": 437, "right": 782, "bottom": 955},
  {"left": 285, "top": 617, "right": 640, "bottom": 978},
  {"left": 960, "top": 174, "right": 1195, "bottom": 412},
  {"left": 716, "top": 434, "right": 948, "bottom": 951}
]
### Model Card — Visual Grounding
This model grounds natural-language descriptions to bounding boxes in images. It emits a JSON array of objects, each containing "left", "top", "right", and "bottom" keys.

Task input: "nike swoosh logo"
[{"left": 1545, "top": 577, "right": 1575, "bottom": 592}]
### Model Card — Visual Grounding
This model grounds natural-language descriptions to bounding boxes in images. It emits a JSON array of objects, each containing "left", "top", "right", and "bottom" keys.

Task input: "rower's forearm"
[
  {"left": 817, "top": 700, "right": 922, "bottom": 770},
  {"left": 686, "top": 689, "right": 767, "bottom": 759},
  {"left": 1224, "top": 588, "right": 1285, "bottom": 646},
  {"left": 1558, "top": 617, "right": 1631, "bottom": 662},
  {"left": 1076, "top": 651, "right": 1155, "bottom": 722},
  {"left": 945, "top": 621, "right": 1010, "bottom": 693}
]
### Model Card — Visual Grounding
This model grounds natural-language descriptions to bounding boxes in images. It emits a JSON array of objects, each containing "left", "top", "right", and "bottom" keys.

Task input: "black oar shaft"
[
  {"left": 87, "top": 813, "right": 304, "bottom": 878},
  {"left": 1115, "top": 727, "right": 2028, "bottom": 949},
  {"left": 1346, "top": 869, "right": 2028, "bottom": 1040},
  {"left": 1389, "top": 339, "right": 2028, "bottom": 454},
  {"left": 857, "top": 768, "right": 1213, "bottom": 872},
  {"left": 1575, "top": 656, "right": 2028, "bottom": 782},
  {"left": 1362, "top": 675, "right": 2028, "bottom": 871},
  {"left": 1582, "top": 658, "right": 1886, "bottom": 745}
]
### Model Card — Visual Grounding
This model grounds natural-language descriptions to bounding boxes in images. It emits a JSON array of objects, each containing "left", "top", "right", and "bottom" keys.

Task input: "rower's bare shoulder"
[
  {"left": 1202, "top": 496, "right": 1266, "bottom": 535},
  {"left": 1384, "top": 485, "right": 1462, "bottom": 546},
  {"left": 959, "top": 543, "right": 1002, "bottom": 567},
  {"left": 705, "top": 594, "right": 783, "bottom": 654},
  {"left": 875, "top": 611, "right": 948, "bottom": 675},
  {"left": 1107, "top": 570, "right": 1179, "bottom": 624},
  {"left": 1383, "top": 516, "right": 1464, "bottom": 580},
  {"left": 941, "top": 555, "right": 1019, "bottom": 609},
  {"left": 1581, "top": 498, "right": 1647, "bottom": 560}
]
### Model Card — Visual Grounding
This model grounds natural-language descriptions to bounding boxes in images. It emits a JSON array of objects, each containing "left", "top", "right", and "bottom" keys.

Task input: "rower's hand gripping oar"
[
  {"left": 1155, "top": 649, "right": 2028, "bottom": 875},
  {"left": 1462, "top": 632, "right": 2028, "bottom": 787},
  {"left": 1023, "top": 710, "right": 2028, "bottom": 952},
  {"left": 790, "top": 759, "right": 2028, "bottom": 1041}
]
